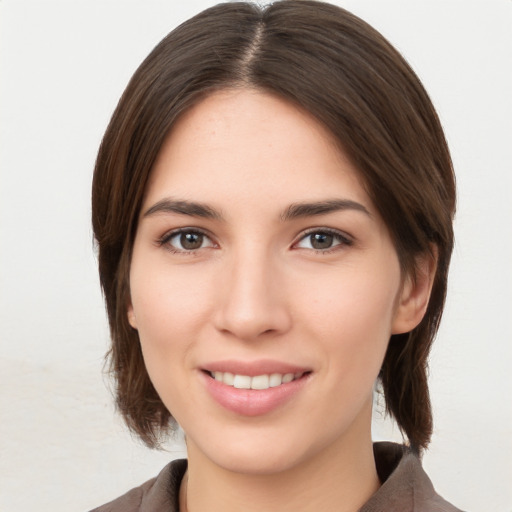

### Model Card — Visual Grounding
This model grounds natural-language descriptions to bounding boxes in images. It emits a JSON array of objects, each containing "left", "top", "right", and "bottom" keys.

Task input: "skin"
[{"left": 128, "top": 89, "right": 434, "bottom": 512}]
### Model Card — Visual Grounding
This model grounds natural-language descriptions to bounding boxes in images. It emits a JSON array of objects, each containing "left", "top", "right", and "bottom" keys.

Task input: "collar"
[{"left": 91, "top": 442, "right": 461, "bottom": 511}]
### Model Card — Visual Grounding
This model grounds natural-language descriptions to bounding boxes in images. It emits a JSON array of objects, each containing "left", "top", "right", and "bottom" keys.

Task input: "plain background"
[{"left": 1, "top": 1, "right": 511, "bottom": 510}]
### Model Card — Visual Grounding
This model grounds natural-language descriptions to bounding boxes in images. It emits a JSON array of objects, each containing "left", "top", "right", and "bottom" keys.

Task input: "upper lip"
[{"left": 201, "top": 359, "right": 311, "bottom": 377}]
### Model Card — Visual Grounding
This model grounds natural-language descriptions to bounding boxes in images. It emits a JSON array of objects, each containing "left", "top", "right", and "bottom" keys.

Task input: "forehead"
[{"left": 144, "top": 88, "right": 373, "bottom": 215}]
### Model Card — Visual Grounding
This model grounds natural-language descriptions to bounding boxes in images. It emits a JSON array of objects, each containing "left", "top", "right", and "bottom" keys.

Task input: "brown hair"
[{"left": 92, "top": 0, "right": 455, "bottom": 453}]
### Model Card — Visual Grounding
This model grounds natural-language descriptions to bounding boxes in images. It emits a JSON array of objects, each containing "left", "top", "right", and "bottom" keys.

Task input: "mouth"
[
  {"left": 207, "top": 370, "right": 308, "bottom": 390},
  {"left": 201, "top": 362, "right": 312, "bottom": 415}
]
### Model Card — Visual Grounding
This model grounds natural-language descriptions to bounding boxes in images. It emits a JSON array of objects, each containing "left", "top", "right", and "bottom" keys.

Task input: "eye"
[
  {"left": 295, "top": 229, "right": 352, "bottom": 251},
  {"left": 160, "top": 229, "right": 215, "bottom": 252}
]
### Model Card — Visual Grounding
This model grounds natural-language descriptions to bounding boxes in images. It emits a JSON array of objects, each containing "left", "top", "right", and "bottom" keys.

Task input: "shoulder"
[
  {"left": 89, "top": 459, "right": 187, "bottom": 512},
  {"left": 360, "top": 442, "right": 465, "bottom": 512}
]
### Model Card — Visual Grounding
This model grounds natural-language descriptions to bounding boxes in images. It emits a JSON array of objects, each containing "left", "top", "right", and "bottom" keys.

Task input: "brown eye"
[
  {"left": 163, "top": 229, "right": 214, "bottom": 252},
  {"left": 180, "top": 232, "right": 204, "bottom": 250},
  {"left": 310, "top": 233, "right": 334, "bottom": 250},
  {"left": 295, "top": 229, "right": 352, "bottom": 252}
]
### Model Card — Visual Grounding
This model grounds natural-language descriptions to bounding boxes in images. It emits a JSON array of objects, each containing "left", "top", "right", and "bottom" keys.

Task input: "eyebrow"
[
  {"left": 143, "top": 197, "right": 370, "bottom": 222},
  {"left": 281, "top": 199, "right": 371, "bottom": 221},
  {"left": 143, "top": 198, "right": 223, "bottom": 220}
]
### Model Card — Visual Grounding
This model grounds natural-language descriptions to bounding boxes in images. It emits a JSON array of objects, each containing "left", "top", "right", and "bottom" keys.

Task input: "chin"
[
  {"left": 216, "top": 448, "right": 301, "bottom": 476},
  {"left": 187, "top": 428, "right": 307, "bottom": 476}
]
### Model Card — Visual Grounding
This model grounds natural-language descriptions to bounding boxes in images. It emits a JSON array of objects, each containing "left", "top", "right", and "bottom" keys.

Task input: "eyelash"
[{"left": 157, "top": 227, "right": 353, "bottom": 255}]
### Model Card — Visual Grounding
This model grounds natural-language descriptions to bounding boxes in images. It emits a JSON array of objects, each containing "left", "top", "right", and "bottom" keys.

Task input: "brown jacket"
[{"left": 90, "top": 442, "right": 463, "bottom": 512}]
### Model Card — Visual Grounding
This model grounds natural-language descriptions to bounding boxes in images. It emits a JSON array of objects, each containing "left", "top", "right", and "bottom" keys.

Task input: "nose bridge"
[{"left": 214, "top": 242, "right": 290, "bottom": 340}]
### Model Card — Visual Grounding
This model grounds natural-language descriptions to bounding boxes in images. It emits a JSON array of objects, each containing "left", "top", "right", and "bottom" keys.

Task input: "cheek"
[
  {"left": 128, "top": 267, "right": 214, "bottom": 416},
  {"left": 302, "top": 264, "right": 399, "bottom": 331},
  {"left": 128, "top": 263, "right": 215, "bottom": 379},
  {"left": 298, "top": 264, "right": 400, "bottom": 372},
  {"left": 131, "top": 262, "right": 212, "bottom": 328}
]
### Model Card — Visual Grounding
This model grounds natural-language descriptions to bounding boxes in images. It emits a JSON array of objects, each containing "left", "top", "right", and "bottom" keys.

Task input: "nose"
[{"left": 213, "top": 249, "right": 292, "bottom": 341}]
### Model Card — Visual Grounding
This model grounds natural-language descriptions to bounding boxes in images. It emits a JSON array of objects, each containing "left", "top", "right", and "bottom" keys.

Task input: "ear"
[
  {"left": 391, "top": 248, "right": 437, "bottom": 335},
  {"left": 127, "top": 303, "right": 138, "bottom": 329}
]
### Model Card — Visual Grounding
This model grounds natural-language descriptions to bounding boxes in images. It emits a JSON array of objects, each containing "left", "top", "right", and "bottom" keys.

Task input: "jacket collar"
[{"left": 100, "top": 442, "right": 461, "bottom": 511}]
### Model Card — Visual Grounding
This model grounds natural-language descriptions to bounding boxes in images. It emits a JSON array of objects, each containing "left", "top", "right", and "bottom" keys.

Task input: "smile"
[
  {"left": 202, "top": 364, "right": 311, "bottom": 415},
  {"left": 210, "top": 371, "right": 305, "bottom": 390}
]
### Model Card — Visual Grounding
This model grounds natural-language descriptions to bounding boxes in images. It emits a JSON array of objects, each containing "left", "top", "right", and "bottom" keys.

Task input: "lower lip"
[{"left": 201, "top": 372, "right": 310, "bottom": 416}]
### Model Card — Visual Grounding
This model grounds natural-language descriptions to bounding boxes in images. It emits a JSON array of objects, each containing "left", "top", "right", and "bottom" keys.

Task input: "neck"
[{"left": 181, "top": 407, "right": 380, "bottom": 512}]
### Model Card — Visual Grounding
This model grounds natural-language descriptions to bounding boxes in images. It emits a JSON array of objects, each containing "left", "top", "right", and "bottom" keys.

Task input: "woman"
[{"left": 91, "top": 1, "right": 461, "bottom": 510}]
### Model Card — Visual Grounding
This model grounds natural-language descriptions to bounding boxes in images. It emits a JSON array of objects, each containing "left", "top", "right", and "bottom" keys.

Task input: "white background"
[{"left": 1, "top": 1, "right": 511, "bottom": 511}]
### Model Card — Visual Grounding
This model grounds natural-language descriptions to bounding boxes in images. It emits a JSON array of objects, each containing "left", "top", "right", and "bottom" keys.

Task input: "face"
[{"left": 128, "top": 89, "right": 421, "bottom": 475}]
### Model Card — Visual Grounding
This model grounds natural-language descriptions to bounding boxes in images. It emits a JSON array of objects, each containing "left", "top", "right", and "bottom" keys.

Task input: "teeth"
[
  {"left": 251, "top": 374, "right": 269, "bottom": 390},
  {"left": 233, "top": 375, "right": 251, "bottom": 389},
  {"left": 282, "top": 373, "right": 294, "bottom": 383},
  {"left": 211, "top": 371, "right": 302, "bottom": 390},
  {"left": 223, "top": 372, "right": 235, "bottom": 385},
  {"left": 269, "top": 373, "right": 282, "bottom": 387}
]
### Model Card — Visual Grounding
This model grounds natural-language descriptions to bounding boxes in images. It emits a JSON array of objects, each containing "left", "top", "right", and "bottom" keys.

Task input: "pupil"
[
  {"left": 181, "top": 232, "right": 202, "bottom": 250},
  {"left": 311, "top": 233, "right": 333, "bottom": 249}
]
